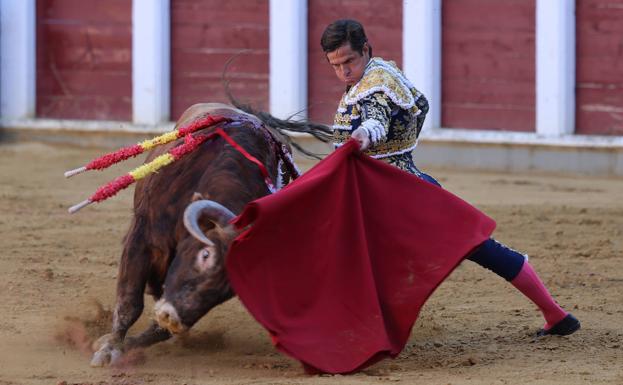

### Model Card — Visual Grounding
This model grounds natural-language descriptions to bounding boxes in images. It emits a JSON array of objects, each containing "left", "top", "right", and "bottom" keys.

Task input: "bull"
[{"left": 90, "top": 102, "right": 307, "bottom": 366}]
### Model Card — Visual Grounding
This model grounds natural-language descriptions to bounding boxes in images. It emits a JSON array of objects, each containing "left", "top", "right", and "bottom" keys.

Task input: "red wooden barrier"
[
  {"left": 576, "top": 0, "right": 623, "bottom": 136},
  {"left": 170, "top": 0, "right": 269, "bottom": 121},
  {"left": 36, "top": 0, "right": 132, "bottom": 121},
  {"left": 442, "top": 0, "right": 536, "bottom": 132}
]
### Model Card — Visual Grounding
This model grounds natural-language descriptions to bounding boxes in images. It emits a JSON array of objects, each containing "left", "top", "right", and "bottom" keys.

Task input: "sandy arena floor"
[{"left": 0, "top": 139, "right": 621, "bottom": 385}]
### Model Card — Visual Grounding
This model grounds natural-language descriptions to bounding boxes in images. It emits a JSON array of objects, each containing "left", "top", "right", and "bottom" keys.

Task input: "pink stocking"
[{"left": 511, "top": 261, "right": 567, "bottom": 329}]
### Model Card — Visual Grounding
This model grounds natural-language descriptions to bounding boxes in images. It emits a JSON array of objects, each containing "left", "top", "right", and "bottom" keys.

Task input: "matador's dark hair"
[{"left": 320, "top": 19, "right": 372, "bottom": 57}]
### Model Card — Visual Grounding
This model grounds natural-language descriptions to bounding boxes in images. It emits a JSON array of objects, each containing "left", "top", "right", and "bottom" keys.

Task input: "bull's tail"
[
  {"left": 222, "top": 55, "right": 332, "bottom": 159},
  {"left": 228, "top": 92, "right": 332, "bottom": 160}
]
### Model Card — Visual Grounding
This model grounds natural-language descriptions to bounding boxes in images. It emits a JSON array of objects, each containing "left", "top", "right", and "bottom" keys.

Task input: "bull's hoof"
[
  {"left": 91, "top": 333, "right": 114, "bottom": 352},
  {"left": 90, "top": 342, "right": 123, "bottom": 367}
]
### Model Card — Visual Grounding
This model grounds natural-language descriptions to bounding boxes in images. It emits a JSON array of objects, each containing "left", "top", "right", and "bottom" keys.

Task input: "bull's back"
[
  {"left": 128, "top": 105, "right": 248, "bottom": 260},
  {"left": 135, "top": 103, "right": 254, "bottom": 208},
  {"left": 131, "top": 105, "right": 271, "bottom": 240},
  {"left": 175, "top": 103, "right": 261, "bottom": 130}
]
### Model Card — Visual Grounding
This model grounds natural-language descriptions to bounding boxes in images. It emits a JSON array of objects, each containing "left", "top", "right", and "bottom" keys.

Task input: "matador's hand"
[{"left": 351, "top": 128, "right": 371, "bottom": 151}]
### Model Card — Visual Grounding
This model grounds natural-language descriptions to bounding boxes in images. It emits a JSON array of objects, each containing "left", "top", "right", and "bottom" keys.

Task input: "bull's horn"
[{"left": 183, "top": 200, "right": 236, "bottom": 245}]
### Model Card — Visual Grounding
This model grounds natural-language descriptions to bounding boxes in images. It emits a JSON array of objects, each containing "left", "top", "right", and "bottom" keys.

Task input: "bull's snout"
[{"left": 154, "top": 299, "right": 187, "bottom": 334}]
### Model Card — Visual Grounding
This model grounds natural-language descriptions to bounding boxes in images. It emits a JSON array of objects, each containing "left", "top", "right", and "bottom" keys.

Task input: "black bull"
[{"left": 90, "top": 103, "right": 294, "bottom": 366}]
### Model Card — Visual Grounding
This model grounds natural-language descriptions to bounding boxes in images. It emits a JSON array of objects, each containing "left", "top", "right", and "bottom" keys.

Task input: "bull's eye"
[
  {"left": 200, "top": 249, "right": 210, "bottom": 261},
  {"left": 196, "top": 246, "right": 216, "bottom": 271}
]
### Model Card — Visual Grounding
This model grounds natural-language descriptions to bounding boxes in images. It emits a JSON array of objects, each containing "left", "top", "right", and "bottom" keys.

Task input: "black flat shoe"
[{"left": 536, "top": 313, "right": 581, "bottom": 337}]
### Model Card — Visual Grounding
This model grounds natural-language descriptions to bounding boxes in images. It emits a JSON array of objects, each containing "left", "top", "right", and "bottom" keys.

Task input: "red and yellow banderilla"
[
  {"left": 64, "top": 115, "right": 230, "bottom": 178},
  {"left": 66, "top": 115, "right": 275, "bottom": 214}
]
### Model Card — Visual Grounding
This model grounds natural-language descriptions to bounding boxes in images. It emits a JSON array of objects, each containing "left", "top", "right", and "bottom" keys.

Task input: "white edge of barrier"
[{"left": 2, "top": 118, "right": 623, "bottom": 150}]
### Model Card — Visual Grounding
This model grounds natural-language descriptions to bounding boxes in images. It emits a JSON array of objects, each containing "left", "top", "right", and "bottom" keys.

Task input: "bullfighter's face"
[
  {"left": 155, "top": 230, "right": 236, "bottom": 334},
  {"left": 326, "top": 42, "right": 370, "bottom": 86}
]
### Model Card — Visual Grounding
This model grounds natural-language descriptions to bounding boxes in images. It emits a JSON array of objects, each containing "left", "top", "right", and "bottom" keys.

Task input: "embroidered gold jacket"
[{"left": 332, "top": 57, "right": 429, "bottom": 163}]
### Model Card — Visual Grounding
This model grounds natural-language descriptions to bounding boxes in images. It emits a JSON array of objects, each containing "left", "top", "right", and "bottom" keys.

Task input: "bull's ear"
[
  {"left": 216, "top": 223, "right": 242, "bottom": 241},
  {"left": 191, "top": 192, "right": 207, "bottom": 202}
]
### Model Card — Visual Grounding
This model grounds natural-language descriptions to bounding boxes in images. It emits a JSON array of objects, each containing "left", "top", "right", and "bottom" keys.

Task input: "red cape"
[{"left": 225, "top": 140, "right": 495, "bottom": 373}]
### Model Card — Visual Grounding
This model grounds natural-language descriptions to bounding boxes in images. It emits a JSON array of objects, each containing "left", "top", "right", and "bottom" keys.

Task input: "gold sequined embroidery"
[
  {"left": 332, "top": 57, "right": 429, "bottom": 159},
  {"left": 344, "top": 58, "right": 418, "bottom": 109}
]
